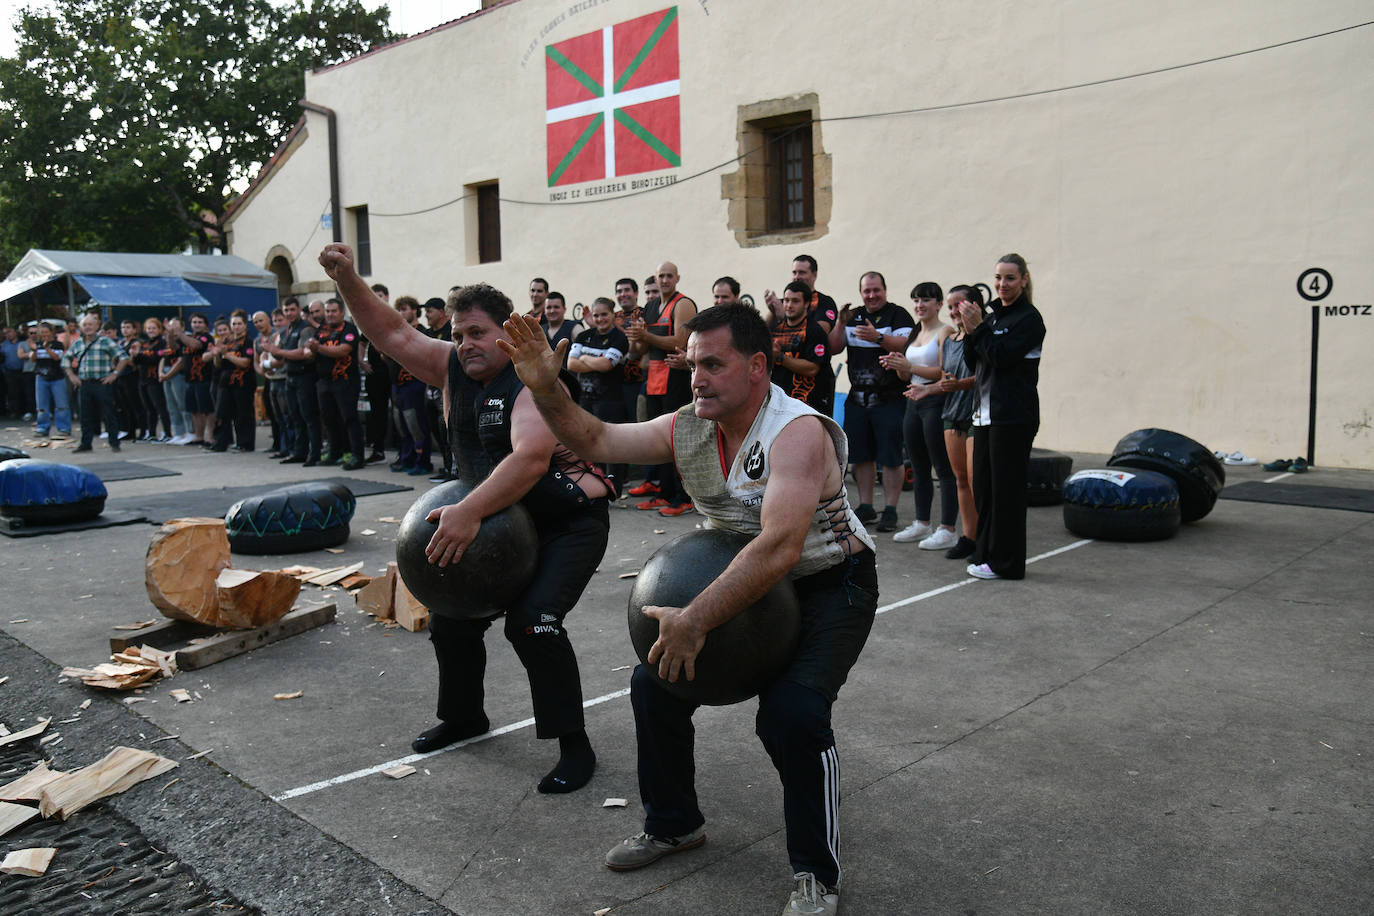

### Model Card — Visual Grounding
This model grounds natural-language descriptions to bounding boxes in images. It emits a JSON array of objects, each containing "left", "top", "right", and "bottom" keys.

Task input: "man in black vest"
[
  {"left": 319, "top": 242, "right": 611, "bottom": 795},
  {"left": 261, "top": 297, "right": 323, "bottom": 466}
]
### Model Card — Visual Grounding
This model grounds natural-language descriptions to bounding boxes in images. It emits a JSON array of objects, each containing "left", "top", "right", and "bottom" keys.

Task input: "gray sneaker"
[
  {"left": 605, "top": 826, "right": 706, "bottom": 871},
  {"left": 784, "top": 872, "right": 839, "bottom": 915}
]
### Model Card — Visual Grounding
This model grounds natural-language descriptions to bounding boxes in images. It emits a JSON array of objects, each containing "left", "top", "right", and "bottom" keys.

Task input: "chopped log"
[
  {"left": 214, "top": 568, "right": 302, "bottom": 629},
  {"left": 0, "top": 847, "right": 55, "bottom": 876},
  {"left": 355, "top": 563, "right": 396, "bottom": 620},
  {"left": 38, "top": 746, "right": 178, "bottom": 820},
  {"left": 0, "top": 719, "right": 49, "bottom": 749},
  {"left": 0, "top": 803, "right": 39, "bottom": 839},
  {"left": 0, "top": 762, "right": 66, "bottom": 802},
  {"left": 393, "top": 573, "right": 429, "bottom": 633},
  {"left": 145, "top": 518, "right": 231, "bottom": 624}
]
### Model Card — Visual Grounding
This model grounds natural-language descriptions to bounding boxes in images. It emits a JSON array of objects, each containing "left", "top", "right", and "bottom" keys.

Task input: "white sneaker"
[
  {"left": 98, "top": 432, "right": 108, "bottom": 439},
  {"left": 784, "top": 872, "right": 839, "bottom": 915},
  {"left": 919, "top": 527, "right": 959, "bottom": 551},
  {"left": 1223, "top": 451, "right": 1258, "bottom": 466},
  {"left": 892, "top": 520, "right": 932, "bottom": 543},
  {"left": 173, "top": 433, "right": 193, "bottom": 445},
  {"left": 967, "top": 563, "right": 1000, "bottom": 580}
]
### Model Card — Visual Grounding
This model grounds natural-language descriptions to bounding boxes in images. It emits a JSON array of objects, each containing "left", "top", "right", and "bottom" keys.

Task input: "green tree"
[{"left": 0, "top": 0, "right": 395, "bottom": 274}]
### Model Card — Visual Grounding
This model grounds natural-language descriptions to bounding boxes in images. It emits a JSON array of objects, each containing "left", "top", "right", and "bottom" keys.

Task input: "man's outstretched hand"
[
  {"left": 318, "top": 244, "right": 358, "bottom": 282},
  {"left": 498, "top": 314, "right": 567, "bottom": 395}
]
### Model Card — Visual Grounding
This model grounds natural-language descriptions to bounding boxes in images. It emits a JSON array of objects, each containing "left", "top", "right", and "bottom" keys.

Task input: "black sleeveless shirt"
[{"left": 445, "top": 350, "right": 595, "bottom": 520}]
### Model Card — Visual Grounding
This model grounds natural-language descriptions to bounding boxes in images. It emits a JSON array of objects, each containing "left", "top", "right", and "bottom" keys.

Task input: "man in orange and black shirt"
[
  {"left": 308, "top": 298, "right": 366, "bottom": 470},
  {"left": 386, "top": 296, "right": 432, "bottom": 475},
  {"left": 770, "top": 281, "right": 831, "bottom": 412}
]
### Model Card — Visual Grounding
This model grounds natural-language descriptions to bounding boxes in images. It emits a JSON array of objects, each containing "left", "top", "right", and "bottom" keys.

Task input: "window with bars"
[
  {"left": 349, "top": 204, "right": 372, "bottom": 276},
  {"left": 766, "top": 124, "right": 814, "bottom": 230},
  {"left": 477, "top": 184, "right": 501, "bottom": 263},
  {"left": 722, "top": 95, "right": 829, "bottom": 247}
]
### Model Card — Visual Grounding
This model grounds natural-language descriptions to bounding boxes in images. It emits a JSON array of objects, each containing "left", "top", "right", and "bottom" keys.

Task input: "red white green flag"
[{"left": 545, "top": 6, "right": 681, "bottom": 187}]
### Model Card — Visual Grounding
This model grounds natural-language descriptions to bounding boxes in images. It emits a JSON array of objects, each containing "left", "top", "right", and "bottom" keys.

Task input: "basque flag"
[{"left": 545, "top": 6, "right": 681, "bottom": 187}]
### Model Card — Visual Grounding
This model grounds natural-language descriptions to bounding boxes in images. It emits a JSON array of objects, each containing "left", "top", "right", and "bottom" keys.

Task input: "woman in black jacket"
[{"left": 958, "top": 253, "right": 1045, "bottom": 580}]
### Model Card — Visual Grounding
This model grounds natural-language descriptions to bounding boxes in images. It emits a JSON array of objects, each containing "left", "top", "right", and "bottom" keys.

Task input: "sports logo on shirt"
[
  {"left": 813, "top": 344, "right": 826, "bottom": 357},
  {"left": 743, "top": 441, "right": 765, "bottom": 480}
]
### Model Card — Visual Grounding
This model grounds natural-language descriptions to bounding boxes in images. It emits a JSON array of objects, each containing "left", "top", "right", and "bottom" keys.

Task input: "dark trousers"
[
  {"left": 139, "top": 378, "right": 170, "bottom": 437},
  {"left": 971, "top": 422, "right": 1037, "bottom": 579},
  {"left": 364, "top": 368, "right": 391, "bottom": 453},
  {"left": 268, "top": 377, "right": 294, "bottom": 453},
  {"left": 286, "top": 374, "right": 322, "bottom": 460},
  {"left": 427, "top": 504, "right": 609, "bottom": 739},
  {"left": 262, "top": 378, "right": 281, "bottom": 451},
  {"left": 77, "top": 381, "right": 119, "bottom": 446},
  {"left": 584, "top": 395, "right": 628, "bottom": 487},
  {"left": 391, "top": 380, "right": 430, "bottom": 469},
  {"left": 115, "top": 373, "right": 142, "bottom": 437},
  {"left": 425, "top": 389, "right": 453, "bottom": 473},
  {"left": 213, "top": 385, "right": 256, "bottom": 450},
  {"left": 4, "top": 368, "right": 31, "bottom": 415},
  {"left": 903, "top": 397, "right": 957, "bottom": 526},
  {"left": 319, "top": 375, "right": 364, "bottom": 459},
  {"left": 631, "top": 551, "right": 877, "bottom": 888}
]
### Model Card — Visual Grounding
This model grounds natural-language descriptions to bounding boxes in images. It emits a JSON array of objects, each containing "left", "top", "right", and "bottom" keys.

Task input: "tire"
[
  {"left": 1027, "top": 448, "right": 1074, "bottom": 506},
  {"left": 1106, "top": 428, "right": 1225, "bottom": 522},
  {"left": 0, "top": 459, "right": 107, "bottom": 523},
  {"left": 226, "top": 481, "right": 356, "bottom": 554},
  {"left": 1062, "top": 468, "right": 1181, "bottom": 541},
  {"left": 0, "top": 446, "right": 30, "bottom": 463}
]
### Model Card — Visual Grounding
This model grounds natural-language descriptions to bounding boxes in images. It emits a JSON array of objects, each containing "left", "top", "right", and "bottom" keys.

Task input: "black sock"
[
  {"left": 537, "top": 730, "right": 596, "bottom": 794},
  {"left": 411, "top": 714, "right": 489, "bottom": 754}
]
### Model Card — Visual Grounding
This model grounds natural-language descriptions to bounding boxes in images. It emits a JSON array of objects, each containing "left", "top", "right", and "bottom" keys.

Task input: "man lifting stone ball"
[
  {"left": 502, "top": 303, "right": 878, "bottom": 916},
  {"left": 319, "top": 243, "right": 611, "bottom": 795}
]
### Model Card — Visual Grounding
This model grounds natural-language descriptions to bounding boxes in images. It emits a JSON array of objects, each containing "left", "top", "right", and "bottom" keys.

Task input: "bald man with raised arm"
[
  {"left": 318, "top": 242, "right": 612, "bottom": 795},
  {"left": 501, "top": 304, "right": 878, "bottom": 916}
]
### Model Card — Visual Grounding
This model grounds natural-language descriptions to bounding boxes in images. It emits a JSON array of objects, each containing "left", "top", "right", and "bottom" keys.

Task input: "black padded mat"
[
  {"left": 1219, "top": 481, "right": 1374, "bottom": 513},
  {"left": 104, "top": 476, "right": 414, "bottom": 524},
  {"left": 85, "top": 460, "right": 181, "bottom": 482},
  {"left": 0, "top": 509, "right": 148, "bottom": 538}
]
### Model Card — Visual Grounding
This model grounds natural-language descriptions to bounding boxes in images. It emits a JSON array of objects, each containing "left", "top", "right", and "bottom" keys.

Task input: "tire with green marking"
[{"left": 225, "top": 481, "right": 356, "bottom": 554}]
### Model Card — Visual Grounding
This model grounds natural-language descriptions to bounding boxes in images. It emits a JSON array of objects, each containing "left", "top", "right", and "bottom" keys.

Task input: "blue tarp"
[{"left": 73, "top": 275, "right": 211, "bottom": 308}]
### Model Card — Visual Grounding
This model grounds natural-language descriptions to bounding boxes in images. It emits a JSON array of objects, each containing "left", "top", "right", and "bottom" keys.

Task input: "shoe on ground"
[
  {"left": 73, "top": 444, "right": 93, "bottom": 452},
  {"left": 967, "top": 562, "right": 1000, "bottom": 580},
  {"left": 22, "top": 412, "right": 33, "bottom": 422},
  {"left": 341, "top": 456, "right": 365, "bottom": 471},
  {"left": 945, "top": 536, "right": 976, "bottom": 559},
  {"left": 784, "top": 872, "right": 840, "bottom": 915},
  {"left": 389, "top": 460, "right": 410, "bottom": 472},
  {"left": 636, "top": 497, "right": 670, "bottom": 511},
  {"left": 892, "top": 520, "right": 932, "bottom": 543},
  {"left": 405, "top": 464, "right": 432, "bottom": 476},
  {"left": 156, "top": 435, "right": 172, "bottom": 443},
  {"left": 605, "top": 826, "right": 706, "bottom": 871},
  {"left": 118, "top": 431, "right": 131, "bottom": 440},
  {"left": 99, "top": 432, "right": 108, "bottom": 439},
  {"left": 109, "top": 443, "right": 121, "bottom": 452},
  {"left": 365, "top": 451, "right": 386, "bottom": 464},
  {"left": 1223, "top": 451, "right": 1258, "bottom": 466},
  {"left": 627, "top": 481, "right": 661, "bottom": 497},
  {"left": 658, "top": 502, "right": 694, "bottom": 517},
  {"left": 1261, "top": 458, "right": 1292, "bottom": 472},
  {"left": 1289, "top": 457, "right": 1309, "bottom": 473},
  {"left": 919, "top": 527, "right": 959, "bottom": 550},
  {"left": 427, "top": 471, "right": 452, "bottom": 482},
  {"left": 302, "top": 458, "right": 319, "bottom": 468},
  {"left": 875, "top": 506, "right": 899, "bottom": 533},
  {"left": 854, "top": 503, "right": 877, "bottom": 523},
  {"left": 318, "top": 453, "right": 340, "bottom": 467},
  {"left": 50, "top": 431, "right": 68, "bottom": 440}
]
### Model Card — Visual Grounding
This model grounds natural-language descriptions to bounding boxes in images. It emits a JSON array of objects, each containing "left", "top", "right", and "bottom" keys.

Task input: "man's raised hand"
[
  {"left": 318, "top": 244, "right": 357, "bottom": 281},
  {"left": 498, "top": 315, "right": 567, "bottom": 394}
]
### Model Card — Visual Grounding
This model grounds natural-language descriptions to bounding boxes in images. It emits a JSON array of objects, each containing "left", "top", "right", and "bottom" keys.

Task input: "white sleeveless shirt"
[{"left": 671, "top": 383, "right": 875, "bottom": 577}]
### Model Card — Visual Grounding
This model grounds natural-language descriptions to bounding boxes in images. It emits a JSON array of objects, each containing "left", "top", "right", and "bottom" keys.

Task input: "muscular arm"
[
  {"left": 647, "top": 417, "right": 830, "bottom": 683},
  {"left": 499, "top": 314, "right": 675, "bottom": 466},
  {"left": 318, "top": 243, "right": 450, "bottom": 388}
]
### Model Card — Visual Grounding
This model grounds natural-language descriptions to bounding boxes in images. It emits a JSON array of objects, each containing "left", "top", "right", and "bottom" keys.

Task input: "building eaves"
[{"left": 310, "top": 0, "right": 521, "bottom": 77}]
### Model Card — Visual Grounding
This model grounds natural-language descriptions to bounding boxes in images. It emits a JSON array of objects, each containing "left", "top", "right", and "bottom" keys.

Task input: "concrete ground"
[{"left": 0, "top": 426, "right": 1369, "bottom": 915}]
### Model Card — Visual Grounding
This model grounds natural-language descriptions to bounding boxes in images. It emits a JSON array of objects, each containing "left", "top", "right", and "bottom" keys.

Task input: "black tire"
[
  {"left": 0, "top": 446, "right": 30, "bottom": 463},
  {"left": 226, "top": 481, "right": 356, "bottom": 554},
  {"left": 1106, "top": 428, "right": 1225, "bottom": 522},
  {"left": 0, "top": 459, "right": 107, "bottom": 523},
  {"left": 1027, "top": 448, "right": 1074, "bottom": 507},
  {"left": 1062, "top": 468, "right": 1181, "bottom": 541}
]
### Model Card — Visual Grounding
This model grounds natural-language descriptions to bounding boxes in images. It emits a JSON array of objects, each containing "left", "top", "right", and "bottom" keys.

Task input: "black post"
[{"left": 1306, "top": 305, "right": 1318, "bottom": 465}]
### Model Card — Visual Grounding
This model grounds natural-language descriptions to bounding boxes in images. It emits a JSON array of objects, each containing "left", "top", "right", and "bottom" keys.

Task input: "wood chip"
[
  {"left": 0, "top": 762, "right": 66, "bottom": 802},
  {"left": 376, "top": 516, "right": 402, "bottom": 524},
  {"left": 0, "top": 676, "right": 8, "bottom": 686},
  {"left": 0, "top": 802, "right": 40, "bottom": 839},
  {"left": 112, "top": 620, "right": 158, "bottom": 631},
  {"left": 323, "top": 548, "right": 345, "bottom": 554},
  {"left": 273, "top": 691, "right": 303, "bottom": 701},
  {"left": 602, "top": 797, "right": 628, "bottom": 807},
  {"left": 382, "top": 764, "right": 416, "bottom": 779},
  {"left": 170, "top": 689, "right": 192, "bottom": 703},
  {"left": 0, "top": 719, "right": 50, "bottom": 749},
  {"left": 0, "top": 847, "right": 56, "bottom": 876},
  {"left": 304, "top": 561, "right": 365, "bottom": 587},
  {"left": 618, "top": 572, "right": 639, "bottom": 579},
  {"left": 79, "top": 699, "right": 91, "bottom": 710},
  {"left": 186, "top": 749, "right": 211, "bottom": 760},
  {"left": 360, "top": 529, "right": 377, "bottom": 536},
  {"left": 653, "top": 529, "right": 666, "bottom": 534},
  {"left": 38, "top": 747, "right": 177, "bottom": 819}
]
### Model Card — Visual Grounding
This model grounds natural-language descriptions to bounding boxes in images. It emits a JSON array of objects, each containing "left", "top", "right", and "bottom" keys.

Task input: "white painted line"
[
  {"left": 875, "top": 538, "right": 1093, "bottom": 615},
  {"left": 1264, "top": 472, "right": 1294, "bottom": 484},
  {"left": 274, "top": 539, "right": 1093, "bottom": 802},
  {"left": 272, "top": 688, "right": 629, "bottom": 802}
]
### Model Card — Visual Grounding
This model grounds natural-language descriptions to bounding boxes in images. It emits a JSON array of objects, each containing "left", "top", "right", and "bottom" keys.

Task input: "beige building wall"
[{"left": 224, "top": 0, "right": 1374, "bottom": 468}]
